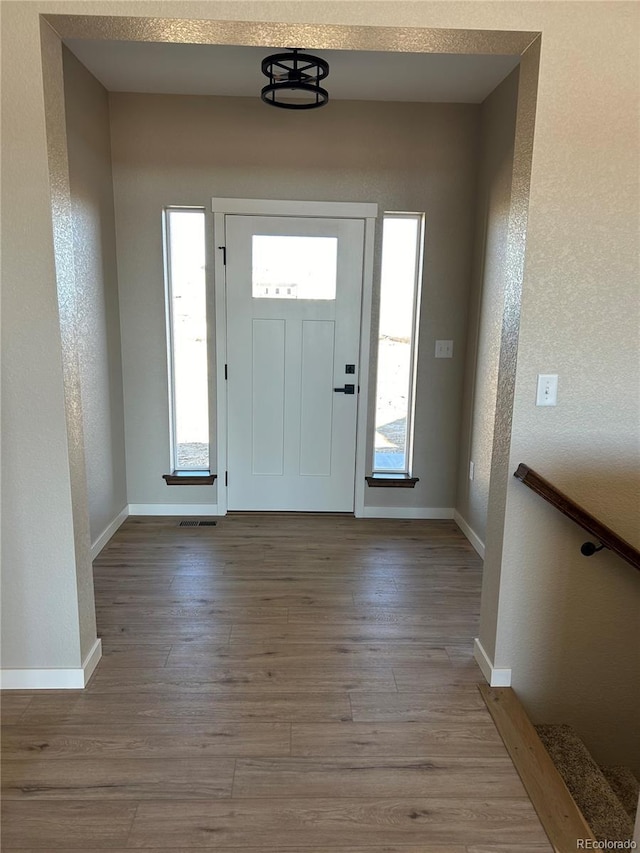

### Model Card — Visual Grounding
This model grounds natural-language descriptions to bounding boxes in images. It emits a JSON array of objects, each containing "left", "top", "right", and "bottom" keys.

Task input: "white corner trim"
[
  {"left": 360, "top": 506, "right": 454, "bottom": 520},
  {"left": 454, "top": 511, "right": 486, "bottom": 559},
  {"left": 90, "top": 505, "right": 129, "bottom": 560},
  {"left": 127, "top": 503, "right": 221, "bottom": 516},
  {"left": 0, "top": 638, "right": 102, "bottom": 690},
  {"left": 211, "top": 197, "right": 378, "bottom": 218},
  {"left": 82, "top": 638, "right": 102, "bottom": 684},
  {"left": 474, "top": 638, "right": 512, "bottom": 687},
  {"left": 353, "top": 216, "right": 377, "bottom": 520}
]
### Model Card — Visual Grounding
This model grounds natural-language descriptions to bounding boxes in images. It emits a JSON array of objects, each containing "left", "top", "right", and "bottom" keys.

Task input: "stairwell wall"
[{"left": 456, "top": 67, "right": 519, "bottom": 551}]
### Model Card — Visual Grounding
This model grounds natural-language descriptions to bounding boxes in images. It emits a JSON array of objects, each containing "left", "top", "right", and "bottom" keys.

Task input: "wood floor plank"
[
  {"left": 92, "top": 578, "right": 173, "bottom": 593},
  {"left": 166, "top": 641, "right": 451, "bottom": 667},
  {"left": 99, "top": 644, "right": 172, "bottom": 668},
  {"left": 446, "top": 643, "right": 476, "bottom": 664},
  {"left": 261, "top": 540, "right": 476, "bottom": 555},
  {"left": 86, "top": 664, "right": 398, "bottom": 694},
  {"left": 96, "top": 604, "right": 288, "bottom": 623},
  {"left": 467, "top": 846, "right": 553, "bottom": 852},
  {"left": 127, "top": 797, "right": 550, "bottom": 847},
  {"left": 16, "top": 692, "right": 84, "bottom": 724},
  {"left": 1, "top": 757, "right": 235, "bottom": 799},
  {"left": 1, "top": 722, "right": 291, "bottom": 759},
  {"left": 3, "top": 847, "right": 469, "bottom": 853},
  {"left": 290, "top": 721, "right": 506, "bottom": 758},
  {"left": 223, "top": 563, "right": 481, "bottom": 578},
  {"left": 104, "top": 591, "right": 355, "bottom": 608},
  {"left": 0, "top": 801, "right": 137, "bottom": 848},
  {"left": 395, "top": 578, "right": 483, "bottom": 592},
  {"left": 20, "top": 692, "right": 352, "bottom": 725},
  {"left": 287, "top": 606, "right": 480, "bottom": 625},
  {"left": 168, "top": 577, "right": 397, "bottom": 596},
  {"left": 96, "top": 621, "right": 232, "bottom": 643},
  {"left": 392, "top": 662, "right": 482, "bottom": 690},
  {"left": 232, "top": 756, "right": 528, "bottom": 798},
  {"left": 94, "top": 563, "right": 225, "bottom": 577},
  {"left": 353, "top": 590, "right": 481, "bottom": 607},
  {"left": 350, "top": 688, "right": 488, "bottom": 722},
  {"left": 0, "top": 693, "right": 33, "bottom": 724},
  {"left": 230, "top": 623, "right": 475, "bottom": 644}
]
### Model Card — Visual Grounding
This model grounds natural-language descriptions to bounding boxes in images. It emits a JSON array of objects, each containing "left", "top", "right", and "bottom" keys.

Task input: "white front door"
[{"left": 225, "top": 214, "right": 365, "bottom": 511}]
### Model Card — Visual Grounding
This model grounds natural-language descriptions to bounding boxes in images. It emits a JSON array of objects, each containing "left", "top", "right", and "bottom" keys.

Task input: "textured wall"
[
  {"left": 63, "top": 47, "right": 128, "bottom": 546},
  {"left": 109, "top": 93, "right": 479, "bottom": 509},
  {"left": 1, "top": 10, "right": 86, "bottom": 668},
  {"left": 456, "top": 69, "right": 519, "bottom": 544},
  {"left": 490, "top": 6, "right": 640, "bottom": 771},
  {"left": 1, "top": 1, "right": 637, "bottom": 767}
]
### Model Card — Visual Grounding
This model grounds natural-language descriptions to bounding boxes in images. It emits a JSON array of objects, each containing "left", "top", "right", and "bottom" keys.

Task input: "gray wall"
[
  {"left": 63, "top": 48, "right": 127, "bottom": 546},
  {"left": 109, "top": 93, "right": 480, "bottom": 510},
  {"left": 456, "top": 69, "right": 519, "bottom": 545}
]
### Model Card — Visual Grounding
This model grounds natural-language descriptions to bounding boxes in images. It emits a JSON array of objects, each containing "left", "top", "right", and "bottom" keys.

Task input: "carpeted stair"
[
  {"left": 535, "top": 724, "right": 638, "bottom": 843},
  {"left": 601, "top": 765, "right": 640, "bottom": 823}
]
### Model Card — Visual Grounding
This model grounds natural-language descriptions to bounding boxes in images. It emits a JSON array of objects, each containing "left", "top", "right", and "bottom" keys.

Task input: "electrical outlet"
[
  {"left": 435, "top": 340, "right": 454, "bottom": 358},
  {"left": 469, "top": 461, "right": 475, "bottom": 481}
]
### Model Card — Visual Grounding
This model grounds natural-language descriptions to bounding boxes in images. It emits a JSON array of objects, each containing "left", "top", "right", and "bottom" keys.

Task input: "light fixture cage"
[{"left": 261, "top": 48, "right": 329, "bottom": 110}]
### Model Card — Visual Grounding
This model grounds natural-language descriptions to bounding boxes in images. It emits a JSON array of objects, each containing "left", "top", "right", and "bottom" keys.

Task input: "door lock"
[{"left": 334, "top": 384, "right": 355, "bottom": 395}]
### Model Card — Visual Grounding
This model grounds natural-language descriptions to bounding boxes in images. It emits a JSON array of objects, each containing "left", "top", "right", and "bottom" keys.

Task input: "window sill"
[
  {"left": 366, "top": 474, "right": 419, "bottom": 489},
  {"left": 162, "top": 471, "right": 217, "bottom": 486}
]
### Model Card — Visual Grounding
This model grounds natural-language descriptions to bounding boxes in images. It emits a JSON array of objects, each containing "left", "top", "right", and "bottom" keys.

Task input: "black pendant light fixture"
[{"left": 261, "top": 48, "right": 329, "bottom": 110}]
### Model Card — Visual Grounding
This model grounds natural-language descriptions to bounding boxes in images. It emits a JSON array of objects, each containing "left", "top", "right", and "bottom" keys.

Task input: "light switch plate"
[
  {"left": 435, "top": 340, "right": 454, "bottom": 358},
  {"left": 536, "top": 374, "right": 558, "bottom": 406}
]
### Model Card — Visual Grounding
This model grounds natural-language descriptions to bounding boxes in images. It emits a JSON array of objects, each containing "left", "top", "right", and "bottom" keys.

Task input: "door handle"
[{"left": 334, "top": 384, "right": 355, "bottom": 395}]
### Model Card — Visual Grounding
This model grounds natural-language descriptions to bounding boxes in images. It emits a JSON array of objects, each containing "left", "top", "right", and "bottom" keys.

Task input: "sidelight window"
[
  {"left": 163, "top": 207, "right": 210, "bottom": 471},
  {"left": 373, "top": 213, "right": 424, "bottom": 475}
]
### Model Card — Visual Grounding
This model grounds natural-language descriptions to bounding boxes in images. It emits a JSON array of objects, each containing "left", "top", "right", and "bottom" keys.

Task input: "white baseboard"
[
  {"left": 361, "top": 506, "right": 454, "bottom": 520},
  {"left": 474, "top": 638, "right": 512, "bottom": 687},
  {"left": 0, "top": 638, "right": 102, "bottom": 690},
  {"left": 454, "top": 511, "right": 486, "bottom": 559},
  {"left": 82, "top": 637, "right": 103, "bottom": 684},
  {"left": 91, "top": 505, "right": 129, "bottom": 560},
  {"left": 127, "top": 503, "right": 220, "bottom": 516}
]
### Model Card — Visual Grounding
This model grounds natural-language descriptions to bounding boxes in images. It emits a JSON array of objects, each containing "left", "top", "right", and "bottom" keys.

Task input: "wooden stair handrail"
[{"left": 514, "top": 463, "right": 640, "bottom": 572}]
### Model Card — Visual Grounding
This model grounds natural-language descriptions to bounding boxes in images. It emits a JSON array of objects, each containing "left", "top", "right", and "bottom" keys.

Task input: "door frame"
[{"left": 211, "top": 197, "right": 378, "bottom": 517}]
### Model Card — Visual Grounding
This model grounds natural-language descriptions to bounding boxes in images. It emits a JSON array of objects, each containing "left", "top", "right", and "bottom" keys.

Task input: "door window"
[{"left": 252, "top": 235, "right": 338, "bottom": 300}]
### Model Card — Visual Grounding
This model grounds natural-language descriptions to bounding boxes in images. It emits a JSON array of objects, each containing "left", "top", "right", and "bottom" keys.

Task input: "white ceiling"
[{"left": 64, "top": 40, "right": 520, "bottom": 104}]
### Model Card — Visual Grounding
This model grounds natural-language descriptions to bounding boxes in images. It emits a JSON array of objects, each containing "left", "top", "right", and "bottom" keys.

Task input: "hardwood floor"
[{"left": 1, "top": 514, "right": 552, "bottom": 851}]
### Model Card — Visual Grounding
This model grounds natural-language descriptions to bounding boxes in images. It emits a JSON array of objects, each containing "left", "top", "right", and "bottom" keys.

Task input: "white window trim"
[
  {"left": 162, "top": 205, "right": 210, "bottom": 473},
  {"left": 372, "top": 211, "right": 425, "bottom": 477}
]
